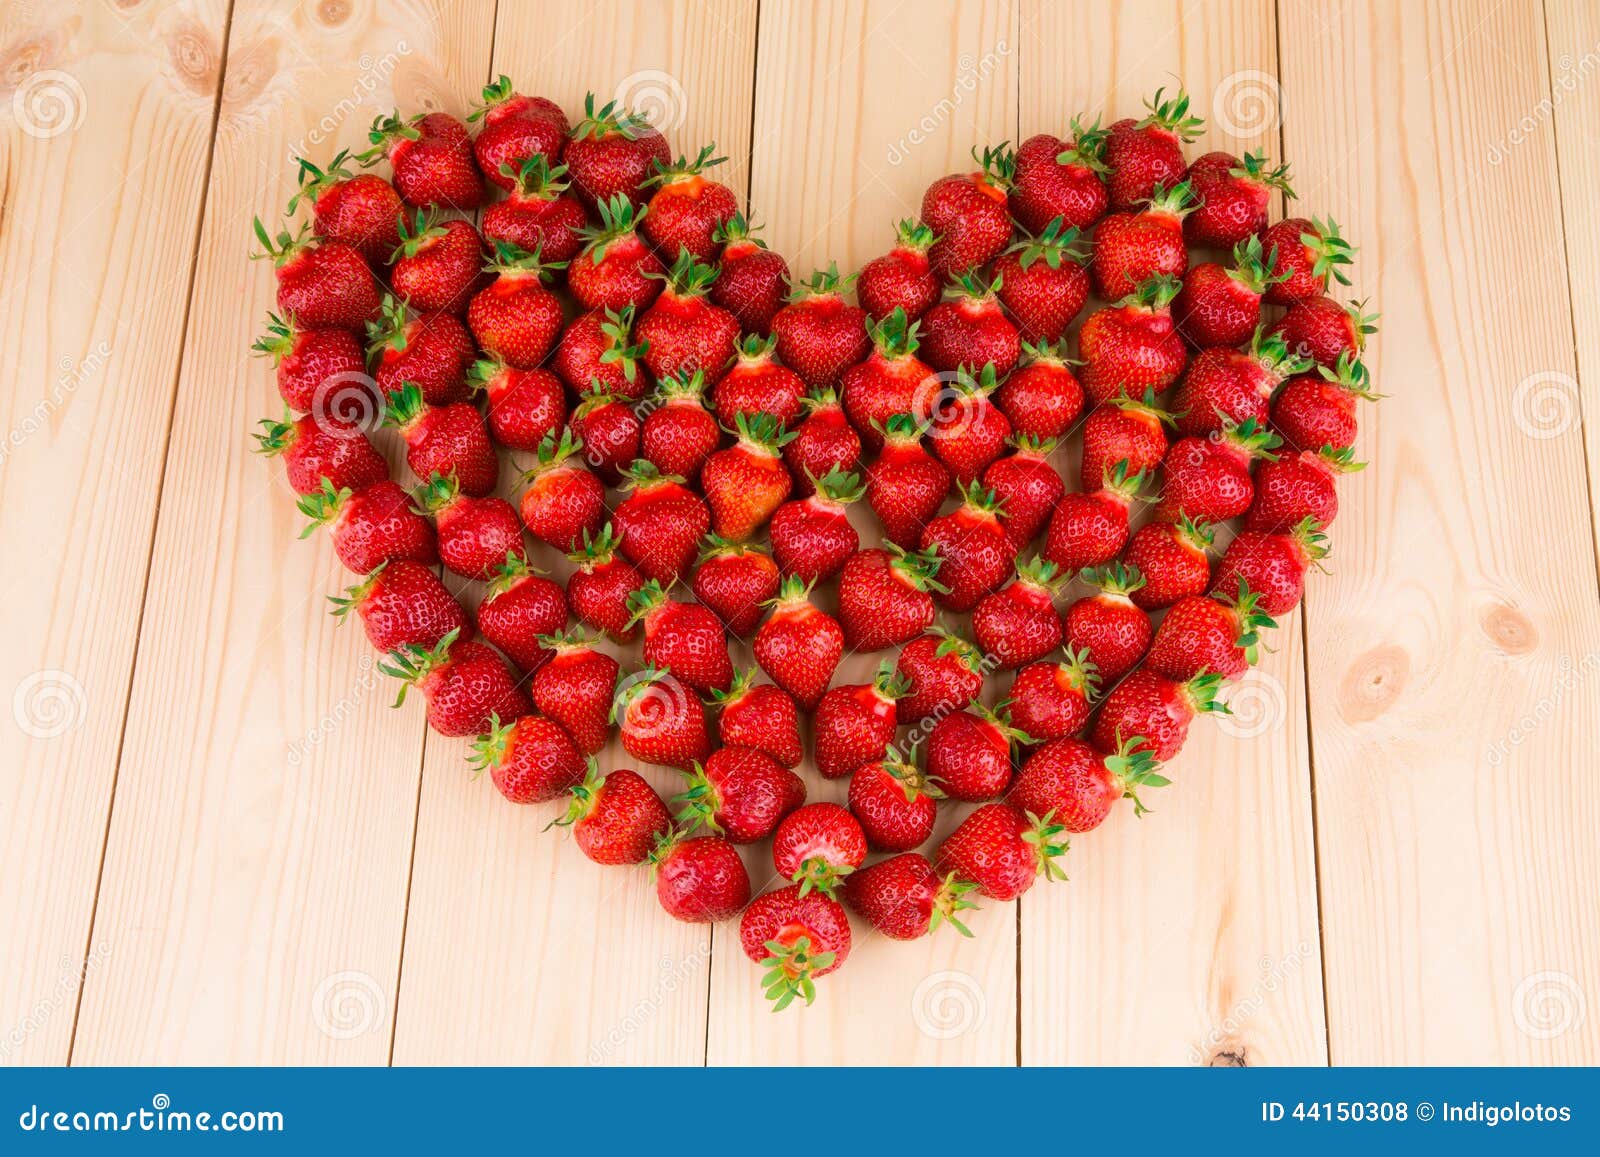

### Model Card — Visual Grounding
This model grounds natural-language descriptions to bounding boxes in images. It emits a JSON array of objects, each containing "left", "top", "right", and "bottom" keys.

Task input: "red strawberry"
[
  {"left": 995, "top": 341, "right": 1083, "bottom": 441},
  {"left": 841, "top": 308, "right": 941, "bottom": 451},
  {"left": 739, "top": 885, "right": 851, "bottom": 1008},
  {"left": 1010, "top": 734, "right": 1167, "bottom": 833},
  {"left": 530, "top": 631, "right": 617, "bottom": 755},
  {"left": 1104, "top": 88, "right": 1202, "bottom": 210},
  {"left": 569, "top": 385, "right": 641, "bottom": 484},
  {"left": 772, "top": 802, "right": 868, "bottom": 892},
  {"left": 1269, "top": 297, "right": 1378, "bottom": 368},
  {"left": 857, "top": 219, "right": 940, "bottom": 322},
  {"left": 1078, "top": 276, "right": 1187, "bottom": 404},
  {"left": 752, "top": 575, "right": 844, "bottom": 711},
  {"left": 712, "top": 335, "right": 806, "bottom": 429},
  {"left": 613, "top": 462, "right": 711, "bottom": 585},
  {"left": 628, "top": 580, "right": 734, "bottom": 695},
  {"left": 614, "top": 667, "right": 712, "bottom": 770},
  {"left": 383, "top": 382, "right": 497, "bottom": 497},
  {"left": 692, "top": 536, "right": 781, "bottom": 637},
  {"left": 469, "top": 713, "right": 584, "bottom": 804},
  {"left": 769, "top": 468, "right": 863, "bottom": 584},
  {"left": 1174, "top": 235, "right": 1286, "bottom": 349},
  {"left": 389, "top": 210, "right": 488, "bottom": 315},
  {"left": 640, "top": 143, "right": 738, "bottom": 262},
  {"left": 848, "top": 745, "right": 943, "bottom": 852},
  {"left": 253, "top": 220, "right": 380, "bottom": 332},
  {"left": 770, "top": 265, "right": 870, "bottom": 388},
  {"left": 972, "top": 557, "right": 1067, "bottom": 668},
  {"left": 710, "top": 214, "right": 790, "bottom": 335},
  {"left": 927, "top": 365, "right": 1013, "bottom": 486},
  {"left": 1043, "top": 462, "right": 1145, "bottom": 574},
  {"left": 383, "top": 630, "right": 532, "bottom": 739},
  {"left": 477, "top": 555, "right": 568, "bottom": 674},
  {"left": 1148, "top": 581, "right": 1276, "bottom": 683},
  {"left": 865, "top": 415, "right": 949, "bottom": 548},
  {"left": 1063, "top": 564, "right": 1153, "bottom": 681},
  {"left": 552, "top": 305, "right": 651, "bottom": 402},
  {"left": 920, "top": 273, "right": 1020, "bottom": 378},
  {"left": 470, "top": 358, "right": 565, "bottom": 452},
  {"left": 566, "top": 523, "right": 645, "bottom": 641},
  {"left": 1090, "top": 669, "right": 1227, "bottom": 761},
  {"left": 784, "top": 387, "right": 862, "bottom": 496},
  {"left": 710, "top": 670, "right": 803, "bottom": 768},
  {"left": 1247, "top": 445, "right": 1362, "bottom": 532},
  {"left": 935, "top": 803, "right": 1068, "bottom": 901},
  {"left": 843, "top": 852, "right": 978, "bottom": 941},
  {"left": 467, "top": 243, "right": 566, "bottom": 370},
  {"left": 1184, "top": 150, "right": 1294, "bottom": 247},
  {"left": 254, "top": 411, "right": 387, "bottom": 496},
  {"left": 518, "top": 430, "right": 605, "bottom": 550},
  {"left": 1172, "top": 328, "right": 1311, "bottom": 438},
  {"left": 676, "top": 745, "right": 805, "bottom": 843},
  {"left": 651, "top": 830, "right": 750, "bottom": 922},
  {"left": 553, "top": 763, "right": 670, "bottom": 866},
  {"left": 286, "top": 149, "right": 403, "bottom": 265},
  {"left": 995, "top": 219, "right": 1091, "bottom": 343},
  {"left": 895, "top": 628, "right": 987, "bottom": 725},
  {"left": 1079, "top": 389, "right": 1173, "bottom": 492},
  {"left": 929, "top": 703, "right": 1030, "bottom": 802},
  {"left": 921, "top": 145, "right": 1015, "bottom": 278},
  {"left": 1007, "top": 646, "right": 1099, "bottom": 743},
  {"left": 1123, "top": 517, "right": 1214, "bottom": 609},
  {"left": 812, "top": 665, "right": 908, "bottom": 781},
  {"left": 701, "top": 413, "right": 794, "bottom": 541},
  {"left": 251, "top": 312, "right": 367, "bottom": 413},
  {"left": 1211, "top": 519, "right": 1328, "bottom": 615},
  {"left": 1271, "top": 353, "right": 1377, "bottom": 453},
  {"left": 641, "top": 370, "right": 720, "bottom": 484},
  {"left": 1156, "top": 418, "right": 1280, "bottom": 523},
  {"left": 1261, "top": 216, "right": 1355, "bottom": 305},
  {"left": 920, "top": 482, "right": 1012, "bottom": 612},
  {"left": 298, "top": 477, "right": 435, "bottom": 574},
  {"left": 1091, "top": 180, "right": 1195, "bottom": 299},
  {"left": 367, "top": 295, "right": 474, "bottom": 406},
  {"left": 984, "top": 435, "right": 1064, "bottom": 551},
  {"left": 568, "top": 194, "right": 665, "bottom": 313},
  {"left": 418, "top": 473, "right": 527, "bottom": 581},
  {"left": 361, "top": 110, "right": 483, "bottom": 209},
  {"left": 329, "top": 560, "right": 467, "bottom": 654},
  {"left": 564, "top": 94, "right": 672, "bottom": 212},
  {"left": 467, "top": 76, "right": 568, "bottom": 192},
  {"left": 637, "top": 249, "right": 741, "bottom": 384},
  {"left": 1009, "top": 121, "right": 1110, "bottom": 233},
  {"left": 837, "top": 545, "right": 947, "bottom": 652},
  {"left": 480, "top": 156, "right": 586, "bottom": 264}
]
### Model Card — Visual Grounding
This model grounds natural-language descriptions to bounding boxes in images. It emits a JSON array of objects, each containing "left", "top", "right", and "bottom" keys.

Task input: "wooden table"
[{"left": 2, "top": 0, "right": 1597, "bottom": 1066}]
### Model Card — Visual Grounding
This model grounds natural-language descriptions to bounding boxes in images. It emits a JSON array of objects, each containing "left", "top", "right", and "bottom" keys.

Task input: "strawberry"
[
  {"left": 383, "top": 382, "right": 497, "bottom": 497},
  {"left": 1009, "top": 121, "right": 1110, "bottom": 233},
  {"left": 1079, "top": 388, "right": 1173, "bottom": 492},
  {"left": 1268, "top": 297, "right": 1378, "bottom": 368},
  {"left": 701, "top": 413, "right": 794, "bottom": 541},
  {"left": 1261, "top": 216, "right": 1355, "bottom": 305},
  {"left": 676, "top": 745, "right": 805, "bottom": 843},
  {"left": 469, "top": 358, "right": 565, "bottom": 452},
  {"left": 772, "top": 802, "right": 867, "bottom": 892},
  {"left": 466, "top": 243, "right": 566, "bottom": 371},
  {"left": 927, "top": 365, "right": 1013, "bottom": 486},
  {"left": 640, "top": 143, "right": 738, "bottom": 262},
  {"left": 710, "top": 670, "right": 803, "bottom": 768},
  {"left": 361, "top": 110, "right": 483, "bottom": 209},
  {"left": 895, "top": 627, "right": 987, "bottom": 725},
  {"left": 995, "top": 219, "right": 1091, "bottom": 342},
  {"left": 1007, "top": 646, "right": 1099, "bottom": 743},
  {"left": 388, "top": 210, "right": 488, "bottom": 315},
  {"left": 1184, "top": 150, "right": 1294, "bottom": 247},
  {"left": 1010, "top": 735, "right": 1167, "bottom": 833},
  {"left": 469, "top": 713, "right": 584, "bottom": 804},
  {"left": 254, "top": 412, "right": 387, "bottom": 496},
  {"left": 994, "top": 341, "right": 1083, "bottom": 441},
  {"left": 569, "top": 385, "right": 641, "bottom": 483},
  {"left": 920, "top": 144, "right": 1015, "bottom": 278},
  {"left": 920, "top": 482, "right": 1012, "bottom": 612},
  {"left": 1247, "top": 445, "right": 1362, "bottom": 532},
  {"left": 1156, "top": 418, "right": 1280, "bottom": 523},
  {"left": 1078, "top": 276, "right": 1187, "bottom": 404},
  {"left": 480, "top": 157, "right": 586, "bottom": 264},
  {"left": 477, "top": 554, "right": 568, "bottom": 673},
  {"left": 298, "top": 478, "right": 435, "bottom": 574},
  {"left": 614, "top": 667, "right": 712, "bottom": 770},
  {"left": 856, "top": 219, "right": 940, "bottom": 321},
  {"left": 770, "top": 265, "right": 870, "bottom": 388},
  {"left": 329, "top": 560, "right": 468, "bottom": 654},
  {"left": 641, "top": 370, "right": 719, "bottom": 484},
  {"left": 710, "top": 214, "right": 790, "bottom": 335},
  {"left": 530, "top": 631, "right": 617, "bottom": 754},
  {"left": 1271, "top": 353, "right": 1376, "bottom": 453},
  {"left": 842, "top": 852, "right": 978, "bottom": 940},
  {"left": 628, "top": 580, "right": 734, "bottom": 695},
  {"left": 1104, "top": 88, "right": 1202, "bottom": 210},
  {"left": 650, "top": 830, "right": 750, "bottom": 922},
  {"left": 739, "top": 885, "right": 851, "bottom": 1008},
  {"left": 366, "top": 296, "right": 474, "bottom": 406},
  {"left": 837, "top": 545, "right": 947, "bottom": 651},
  {"left": 1123, "top": 517, "right": 1214, "bottom": 609},
  {"left": 784, "top": 387, "right": 862, "bottom": 496},
  {"left": 920, "top": 273, "right": 1020, "bottom": 378},
  {"left": 568, "top": 194, "right": 665, "bottom": 313},
  {"left": 417, "top": 473, "right": 527, "bottom": 581},
  {"left": 613, "top": 462, "right": 710, "bottom": 585},
  {"left": 848, "top": 745, "right": 943, "bottom": 852},
  {"left": 984, "top": 435, "right": 1064, "bottom": 550},
  {"left": 972, "top": 557, "right": 1066, "bottom": 668},
  {"left": 552, "top": 763, "right": 670, "bottom": 866},
  {"left": 769, "top": 469, "right": 862, "bottom": 584},
  {"left": 1063, "top": 564, "right": 1152, "bottom": 680},
  {"left": 841, "top": 308, "right": 941, "bottom": 451},
  {"left": 286, "top": 149, "right": 403, "bottom": 265},
  {"left": 1173, "top": 235, "right": 1286, "bottom": 349},
  {"left": 1211, "top": 519, "right": 1328, "bottom": 615},
  {"left": 552, "top": 305, "right": 651, "bottom": 402},
  {"left": 1090, "top": 669, "right": 1227, "bottom": 761},
  {"left": 1042, "top": 461, "right": 1145, "bottom": 574},
  {"left": 752, "top": 575, "right": 844, "bottom": 711},
  {"left": 865, "top": 415, "right": 950, "bottom": 548},
  {"left": 566, "top": 523, "right": 645, "bottom": 641},
  {"left": 812, "top": 665, "right": 908, "bottom": 780},
  {"left": 929, "top": 703, "right": 1030, "bottom": 802},
  {"left": 518, "top": 430, "right": 605, "bottom": 550},
  {"left": 467, "top": 76, "right": 567, "bottom": 193},
  {"left": 564, "top": 94, "right": 672, "bottom": 212},
  {"left": 1148, "top": 580, "right": 1276, "bottom": 683},
  {"left": 712, "top": 335, "right": 806, "bottom": 429},
  {"left": 253, "top": 220, "right": 380, "bottom": 332},
  {"left": 1091, "top": 180, "right": 1195, "bottom": 299},
  {"left": 251, "top": 312, "right": 366, "bottom": 413},
  {"left": 692, "top": 536, "right": 781, "bottom": 637},
  {"left": 637, "top": 249, "right": 741, "bottom": 384},
  {"left": 935, "top": 803, "right": 1068, "bottom": 900},
  {"left": 1172, "top": 328, "right": 1311, "bottom": 438},
  {"left": 383, "top": 630, "right": 532, "bottom": 738}
]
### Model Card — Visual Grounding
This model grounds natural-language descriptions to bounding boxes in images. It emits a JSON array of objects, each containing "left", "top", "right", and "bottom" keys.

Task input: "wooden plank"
[
  {"left": 0, "top": 0, "right": 227, "bottom": 1066},
  {"left": 70, "top": 0, "right": 498, "bottom": 1064},
  {"left": 1280, "top": 0, "right": 1600, "bottom": 1063},
  {"left": 1015, "top": 0, "right": 1328, "bottom": 1066},
  {"left": 390, "top": 0, "right": 757, "bottom": 1066}
]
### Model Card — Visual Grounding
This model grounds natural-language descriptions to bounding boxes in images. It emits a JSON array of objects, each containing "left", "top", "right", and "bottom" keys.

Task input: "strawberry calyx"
[
  {"left": 502, "top": 155, "right": 570, "bottom": 202},
  {"left": 467, "top": 74, "right": 520, "bottom": 121},
  {"left": 700, "top": 532, "right": 772, "bottom": 567},
  {"left": 1137, "top": 86, "right": 1205, "bottom": 142},
  {"left": 465, "top": 709, "right": 517, "bottom": 776},
  {"left": 536, "top": 626, "right": 602, "bottom": 654},
  {"left": 971, "top": 700, "right": 1034, "bottom": 747},
  {"left": 414, "top": 470, "right": 464, "bottom": 515},
  {"left": 1057, "top": 644, "right": 1102, "bottom": 697},
  {"left": 1013, "top": 554, "right": 1067, "bottom": 595},
  {"left": 358, "top": 111, "right": 424, "bottom": 165},
  {"left": 892, "top": 217, "right": 937, "bottom": 253},
  {"left": 1233, "top": 151, "right": 1296, "bottom": 196},
  {"left": 868, "top": 307, "right": 922, "bottom": 359},
  {"left": 484, "top": 238, "right": 566, "bottom": 280},
  {"left": 706, "top": 667, "right": 759, "bottom": 709},
  {"left": 930, "top": 625, "right": 987, "bottom": 675},
  {"left": 1310, "top": 444, "right": 1367, "bottom": 474},
  {"left": 1227, "top": 235, "right": 1291, "bottom": 295},
  {"left": 941, "top": 269, "right": 1003, "bottom": 304},
  {"left": 571, "top": 91, "right": 655, "bottom": 142},
  {"left": 1340, "top": 298, "right": 1381, "bottom": 350},
  {"left": 250, "top": 414, "right": 300, "bottom": 457},
  {"left": 1019, "top": 337, "right": 1081, "bottom": 368},
  {"left": 886, "top": 542, "right": 951, "bottom": 595},
  {"left": 1142, "top": 179, "right": 1198, "bottom": 220},
  {"left": 1080, "top": 562, "right": 1147, "bottom": 600},
  {"left": 951, "top": 362, "right": 1003, "bottom": 400},
  {"left": 1248, "top": 325, "right": 1314, "bottom": 382},
  {"left": 930, "top": 872, "right": 982, "bottom": 938},
  {"left": 649, "top": 246, "right": 721, "bottom": 298},
  {"left": 1019, "top": 809, "right": 1071, "bottom": 882},
  {"left": 1214, "top": 577, "right": 1278, "bottom": 664},
  {"left": 642, "top": 142, "right": 727, "bottom": 189},
  {"left": 466, "top": 356, "right": 511, "bottom": 394},
  {"left": 285, "top": 148, "right": 358, "bottom": 214},
  {"left": 327, "top": 560, "right": 390, "bottom": 621},
  {"left": 596, "top": 305, "right": 649, "bottom": 383},
  {"left": 735, "top": 332, "right": 779, "bottom": 366},
  {"left": 1007, "top": 216, "right": 1089, "bottom": 270},
  {"left": 251, "top": 218, "right": 316, "bottom": 268},
  {"left": 954, "top": 479, "right": 1006, "bottom": 520},
  {"left": 808, "top": 466, "right": 866, "bottom": 506},
  {"left": 379, "top": 626, "right": 464, "bottom": 707},
  {"left": 879, "top": 740, "right": 944, "bottom": 804},
  {"left": 250, "top": 312, "right": 301, "bottom": 363},
  {"left": 578, "top": 194, "right": 647, "bottom": 264},
  {"left": 619, "top": 458, "right": 688, "bottom": 493},
  {"left": 1285, "top": 515, "right": 1332, "bottom": 568},
  {"left": 484, "top": 551, "right": 547, "bottom": 598},
  {"left": 1103, "top": 733, "right": 1169, "bottom": 817},
  {"left": 656, "top": 368, "right": 709, "bottom": 403},
  {"left": 728, "top": 411, "right": 797, "bottom": 457},
  {"left": 567, "top": 521, "right": 625, "bottom": 567},
  {"left": 1173, "top": 514, "right": 1217, "bottom": 554},
  {"left": 295, "top": 477, "right": 356, "bottom": 538},
  {"left": 391, "top": 207, "right": 450, "bottom": 261},
  {"left": 1179, "top": 671, "right": 1231, "bottom": 718},
  {"left": 670, "top": 760, "right": 726, "bottom": 834},
  {"left": 970, "top": 142, "right": 1017, "bottom": 193},
  {"left": 381, "top": 380, "right": 430, "bottom": 431},
  {"left": 1096, "top": 458, "right": 1149, "bottom": 504},
  {"left": 1300, "top": 217, "right": 1356, "bottom": 286},
  {"left": 876, "top": 412, "right": 931, "bottom": 446},
  {"left": 1218, "top": 416, "right": 1283, "bottom": 462},
  {"left": 713, "top": 212, "right": 766, "bottom": 248},
  {"left": 1007, "top": 432, "right": 1060, "bottom": 459},
  {"left": 1108, "top": 385, "right": 1179, "bottom": 427},
  {"left": 522, "top": 429, "right": 588, "bottom": 482},
  {"left": 624, "top": 579, "right": 674, "bottom": 628},
  {"left": 869, "top": 658, "right": 914, "bottom": 704},
  {"left": 1317, "top": 351, "right": 1381, "bottom": 399},
  {"left": 365, "top": 294, "right": 417, "bottom": 358},
  {"left": 1057, "top": 115, "right": 1112, "bottom": 172},
  {"left": 547, "top": 758, "right": 606, "bottom": 830},
  {"left": 573, "top": 381, "right": 626, "bottom": 420},
  {"left": 758, "top": 934, "right": 837, "bottom": 1010},
  {"left": 1119, "top": 274, "right": 1182, "bottom": 314},
  {"left": 787, "top": 262, "right": 855, "bottom": 303}
]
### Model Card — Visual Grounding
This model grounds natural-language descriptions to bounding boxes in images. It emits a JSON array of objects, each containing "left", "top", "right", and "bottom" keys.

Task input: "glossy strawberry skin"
[
  {"left": 1009, "top": 738, "right": 1118, "bottom": 834},
  {"left": 1268, "top": 297, "right": 1367, "bottom": 367},
  {"left": 567, "top": 546, "right": 645, "bottom": 643},
  {"left": 569, "top": 232, "right": 664, "bottom": 314},
  {"left": 467, "top": 273, "right": 564, "bottom": 371},
  {"left": 1104, "top": 116, "right": 1186, "bottom": 211},
  {"left": 713, "top": 241, "right": 790, "bottom": 336},
  {"left": 934, "top": 803, "right": 1047, "bottom": 901},
  {"left": 1062, "top": 592, "right": 1152, "bottom": 682},
  {"left": 841, "top": 352, "right": 940, "bottom": 453},
  {"left": 371, "top": 310, "right": 475, "bottom": 407},
  {"left": 1174, "top": 261, "right": 1262, "bottom": 349},
  {"left": 716, "top": 680, "right": 804, "bottom": 768},
  {"left": 1007, "top": 660, "right": 1094, "bottom": 743},
  {"left": 894, "top": 634, "right": 985, "bottom": 725},
  {"left": 531, "top": 645, "right": 618, "bottom": 755},
  {"left": 570, "top": 769, "right": 671, "bottom": 866},
  {"left": 1246, "top": 451, "right": 1340, "bottom": 532},
  {"left": 995, "top": 248, "right": 1090, "bottom": 343},
  {"left": 479, "top": 366, "right": 566, "bottom": 452},
  {"left": 396, "top": 400, "right": 499, "bottom": 498},
  {"left": 920, "top": 507, "right": 1012, "bottom": 613},
  {"left": 1183, "top": 151, "right": 1274, "bottom": 247},
  {"left": 570, "top": 395, "right": 642, "bottom": 485},
  {"left": 264, "top": 324, "right": 365, "bottom": 412},
  {"left": 1091, "top": 208, "right": 1189, "bottom": 300},
  {"left": 1211, "top": 531, "right": 1313, "bottom": 616},
  {"left": 772, "top": 803, "right": 868, "bottom": 878},
  {"left": 703, "top": 438, "right": 794, "bottom": 543},
  {"left": 848, "top": 758, "right": 939, "bottom": 853},
  {"left": 391, "top": 219, "right": 489, "bottom": 315},
  {"left": 477, "top": 572, "right": 567, "bottom": 672},
  {"left": 414, "top": 641, "right": 533, "bottom": 739},
  {"left": 1156, "top": 437, "right": 1256, "bottom": 523},
  {"left": 318, "top": 481, "right": 437, "bottom": 575},
  {"left": 1079, "top": 402, "right": 1169, "bottom": 493},
  {"left": 435, "top": 495, "right": 526, "bottom": 581},
  {"left": 1272, "top": 372, "right": 1360, "bottom": 452},
  {"left": 1078, "top": 299, "right": 1188, "bottom": 405},
  {"left": 694, "top": 746, "right": 806, "bottom": 844},
  {"left": 921, "top": 172, "right": 1012, "bottom": 279},
  {"left": 714, "top": 352, "right": 807, "bottom": 428},
  {"left": 1043, "top": 492, "right": 1134, "bottom": 575},
  {"left": 771, "top": 292, "right": 871, "bottom": 389},
  {"left": 520, "top": 462, "right": 605, "bottom": 551},
  {"left": 813, "top": 683, "right": 900, "bottom": 780},
  {"left": 738, "top": 885, "right": 851, "bottom": 973},
  {"left": 837, "top": 549, "right": 938, "bottom": 652},
  {"left": 552, "top": 309, "right": 650, "bottom": 402},
  {"left": 308, "top": 171, "right": 404, "bottom": 265},
  {"left": 692, "top": 545, "right": 781, "bottom": 637},
  {"left": 274, "top": 240, "right": 381, "bottom": 332},
  {"left": 481, "top": 185, "right": 584, "bottom": 258},
  {"left": 654, "top": 835, "right": 750, "bottom": 923},
  {"left": 927, "top": 711, "right": 1017, "bottom": 802},
  {"left": 1009, "top": 132, "right": 1108, "bottom": 233},
  {"left": 643, "top": 175, "right": 741, "bottom": 263},
  {"left": 972, "top": 578, "right": 1063, "bottom": 669},
  {"left": 1171, "top": 348, "right": 1280, "bottom": 438},
  {"left": 1261, "top": 217, "right": 1343, "bottom": 305},
  {"left": 642, "top": 396, "right": 720, "bottom": 485},
  {"left": 858, "top": 244, "right": 939, "bottom": 323},
  {"left": 927, "top": 390, "right": 1013, "bottom": 488},
  {"left": 613, "top": 477, "right": 710, "bottom": 586},
  {"left": 865, "top": 435, "right": 950, "bottom": 549},
  {"left": 638, "top": 293, "right": 741, "bottom": 387},
  {"left": 485, "top": 716, "right": 584, "bottom": 803},
  {"left": 1147, "top": 595, "right": 1251, "bottom": 682},
  {"left": 984, "top": 448, "right": 1065, "bottom": 552},
  {"left": 1089, "top": 669, "right": 1196, "bottom": 761},
  {"left": 785, "top": 397, "right": 863, "bottom": 497},
  {"left": 565, "top": 121, "right": 671, "bottom": 213},
  {"left": 638, "top": 597, "right": 734, "bottom": 696},
  {"left": 268, "top": 415, "right": 389, "bottom": 496},
  {"left": 1123, "top": 521, "right": 1212, "bottom": 610},
  {"left": 617, "top": 671, "right": 713, "bottom": 770},
  {"left": 920, "top": 295, "right": 1020, "bottom": 379},
  {"left": 753, "top": 598, "right": 844, "bottom": 712},
  {"left": 769, "top": 494, "right": 859, "bottom": 585},
  {"left": 842, "top": 852, "right": 949, "bottom": 940},
  {"left": 338, "top": 560, "right": 469, "bottom": 654},
  {"left": 383, "top": 112, "right": 484, "bottom": 209},
  {"left": 995, "top": 359, "right": 1083, "bottom": 442}
]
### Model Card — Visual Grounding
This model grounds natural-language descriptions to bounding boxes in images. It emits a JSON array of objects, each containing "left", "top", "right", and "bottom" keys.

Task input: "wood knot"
[
  {"left": 1208, "top": 1048, "right": 1248, "bottom": 1066},
  {"left": 1480, "top": 603, "right": 1537, "bottom": 655},
  {"left": 221, "top": 36, "right": 279, "bottom": 111},
  {"left": 1339, "top": 644, "right": 1409, "bottom": 722},
  {"left": 165, "top": 20, "right": 220, "bottom": 95},
  {"left": 313, "top": 0, "right": 355, "bottom": 29},
  {"left": 0, "top": 30, "right": 67, "bottom": 93}
]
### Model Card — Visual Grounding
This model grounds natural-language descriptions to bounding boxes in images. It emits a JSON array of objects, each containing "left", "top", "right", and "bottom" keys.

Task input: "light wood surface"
[{"left": 1, "top": 0, "right": 1594, "bottom": 1066}]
